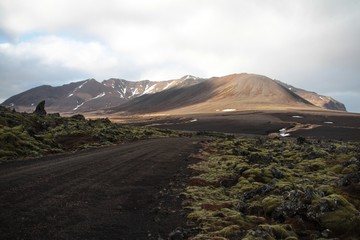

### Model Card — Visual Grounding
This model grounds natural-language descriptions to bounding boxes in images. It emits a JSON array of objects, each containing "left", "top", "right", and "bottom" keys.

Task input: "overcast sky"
[{"left": 1, "top": 0, "right": 359, "bottom": 112}]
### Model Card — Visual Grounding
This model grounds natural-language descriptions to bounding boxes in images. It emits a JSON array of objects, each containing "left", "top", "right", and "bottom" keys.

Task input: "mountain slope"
[
  {"left": 111, "top": 74, "right": 318, "bottom": 114},
  {"left": 2, "top": 75, "right": 204, "bottom": 112},
  {"left": 275, "top": 80, "right": 347, "bottom": 111},
  {"left": 2, "top": 79, "right": 126, "bottom": 112},
  {"left": 101, "top": 75, "right": 204, "bottom": 101},
  {"left": 2, "top": 82, "right": 82, "bottom": 107}
]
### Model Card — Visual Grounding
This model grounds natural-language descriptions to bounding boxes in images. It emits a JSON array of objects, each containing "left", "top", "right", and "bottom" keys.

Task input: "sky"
[{"left": 0, "top": 0, "right": 359, "bottom": 112}]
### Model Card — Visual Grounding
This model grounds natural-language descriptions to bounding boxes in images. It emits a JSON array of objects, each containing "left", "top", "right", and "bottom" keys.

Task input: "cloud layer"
[{"left": 1, "top": 0, "right": 360, "bottom": 112}]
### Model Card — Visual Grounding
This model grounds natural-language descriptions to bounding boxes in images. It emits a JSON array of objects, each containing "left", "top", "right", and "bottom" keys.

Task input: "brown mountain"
[
  {"left": 1, "top": 73, "right": 346, "bottom": 113},
  {"left": 111, "top": 73, "right": 320, "bottom": 114},
  {"left": 275, "top": 80, "right": 347, "bottom": 111}
]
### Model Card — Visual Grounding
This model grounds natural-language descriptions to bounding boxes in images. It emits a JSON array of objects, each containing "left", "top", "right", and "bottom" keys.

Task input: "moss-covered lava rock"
[
  {"left": 0, "top": 106, "right": 177, "bottom": 161},
  {"left": 185, "top": 136, "right": 360, "bottom": 239}
]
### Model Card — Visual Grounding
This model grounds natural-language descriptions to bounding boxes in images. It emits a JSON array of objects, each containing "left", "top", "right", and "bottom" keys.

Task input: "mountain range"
[{"left": 1, "top": 73, "right": 346, "bottom": 114}]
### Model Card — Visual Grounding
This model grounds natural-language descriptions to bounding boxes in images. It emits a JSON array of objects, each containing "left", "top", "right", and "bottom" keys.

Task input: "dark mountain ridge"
[{"left": 2, "top": 76, "right": 204, "bottom": 112}]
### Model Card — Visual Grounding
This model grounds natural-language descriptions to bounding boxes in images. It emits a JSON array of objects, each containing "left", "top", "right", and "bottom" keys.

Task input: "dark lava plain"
[{"left": 131, "top": 110, "right": 360, "bottom": 141}]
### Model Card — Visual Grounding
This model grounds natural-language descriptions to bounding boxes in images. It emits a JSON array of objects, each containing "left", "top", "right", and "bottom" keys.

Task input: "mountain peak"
[{"left": 181, "top": 75, "right": 199, "bottom": 80}]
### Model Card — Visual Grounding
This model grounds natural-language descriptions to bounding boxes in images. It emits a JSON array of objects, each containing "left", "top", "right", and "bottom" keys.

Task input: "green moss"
[
  {"left": 314, "top": 194, "right": 360, "bottom": 236},
  {"left": 242, "top": 224, "right": 298, "bottom": 239},
  {"left": 317, "top": 185, "right": 334, "bottom": 195},
  {"left": 191, "top": 235, "right": 228, "bottom": 240},
  {"left": 223, "top": 208, "right": 252, "bottom": 227},
  {"left": 231, "top": 179, "right": 263, "bottom": 195},
  {"left": 185, "top": 186, "right": 232, "bottom": 203},
  {"left": 214, "top": 225, "right": 242, "bottom": 238},
  {"left": 241, "top": 167, "right": 273, "bottom": 184},
  {"left": 341, "top": 164, "right": 358, "bottom": 174},
  {"left": 0, "top": 117, "right": 7, "bottom": 126},
  {"left": 262, "top": 195, "right": 283, "bottom": 214},
  {"left": 258, "top": 224, "right": 298, "bottom": 239},
  {"left": 187, "top": 209, "right": 208, "bottom": 222},
  {"left": 330, "top": 164, "right": 344, "bottom": 174},
  {"left": 0, "top": 149, "right": 18, "bottom": 159},
  {"left": 184, "top": 136, "right": 360, "bottom": 239}
]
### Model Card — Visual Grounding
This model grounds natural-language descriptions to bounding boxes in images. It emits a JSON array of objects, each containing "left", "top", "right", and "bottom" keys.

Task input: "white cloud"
[
  {"left": 0, "top": 36, "right": 137, "bottom": 101},
  {"left": 0, "top": 0, "right": 360, "bottom": 112},
  {"left": 0, "top": 36, "right": 132, "bottom": 79}
]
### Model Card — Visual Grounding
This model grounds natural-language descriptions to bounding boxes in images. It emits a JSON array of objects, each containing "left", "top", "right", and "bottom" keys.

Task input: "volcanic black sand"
[
  {"left": 0, "top": 138, "right": 201, "bottom": 240},
  {"left": 124, "top": 110, "right": 360, "bottom": 141}
]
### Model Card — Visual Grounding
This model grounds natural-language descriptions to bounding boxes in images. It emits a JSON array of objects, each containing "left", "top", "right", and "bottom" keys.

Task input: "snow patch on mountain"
[
  {"left": 182, "top": 75, "right": 199, "bottom": 80},
  {"left": 117, "top": 91, "right": 124, "bottom": 98},
  {"left": 131, "top": 88, "right": 139, "bottom": 96},
  {"left": 78, "top": 81, "right": 87, "bottom": 89},
  {"left": 93, "top": 92, "right": 106, "bottom": 99},
  {"left": 68, "top": 80, "right": 89, "bottom": 97},
  {"left": 143, "top": 84, "right": 157, "bottom": 95},
  {"left": 164, "top": 82, "right": 175, "bottom": 90},
  {"left": 73, "top": 102, "right": 84, "bottom": 110},
  {"left": 73, "top": 92, "right": 105, "bottom": 111}
]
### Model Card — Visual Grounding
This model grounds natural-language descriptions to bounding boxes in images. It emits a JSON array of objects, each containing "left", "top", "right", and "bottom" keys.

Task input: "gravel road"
[{"left": 0, "top": 137, "right": 201, "bottom": 240}]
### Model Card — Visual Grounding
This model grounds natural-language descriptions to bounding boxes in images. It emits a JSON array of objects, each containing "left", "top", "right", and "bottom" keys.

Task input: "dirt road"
[{"left": 0, "top": 137, "right": 201, "bottom": 240}]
